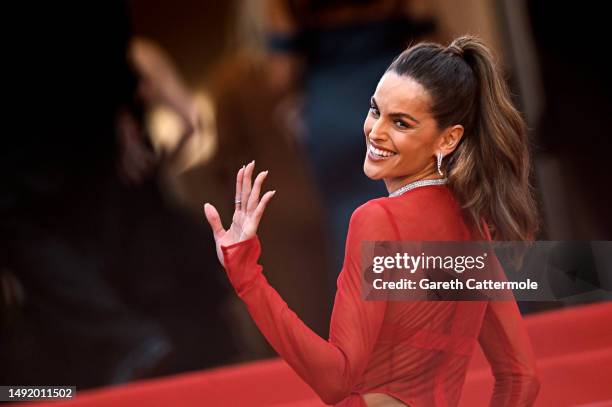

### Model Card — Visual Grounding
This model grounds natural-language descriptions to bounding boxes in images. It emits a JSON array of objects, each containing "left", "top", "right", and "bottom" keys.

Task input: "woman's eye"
[{"left": 395, "top": 120, "right": 409, "bottom": 129}]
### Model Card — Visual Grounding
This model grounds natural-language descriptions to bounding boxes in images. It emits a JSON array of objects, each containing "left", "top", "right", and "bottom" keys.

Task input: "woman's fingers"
[
  {"left": 234, "top": 165, "right": 245, "bottom": 212},
  {"left": 203, "top": 203, "right": 225, "bottom": 239},
  {"left": 251, "top": 190, "right": 276, "bottom": 226},
  {"left": 241, "top": 160, "right": 255, "bottom": 210},
  {"left": 247, "top": 170, "right": 269, "bottom": 214}
]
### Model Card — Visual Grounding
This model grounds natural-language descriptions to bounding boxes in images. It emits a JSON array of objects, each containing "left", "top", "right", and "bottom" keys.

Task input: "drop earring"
[{"left": 436, "top": 152, "right": 444, "bottom": 176}]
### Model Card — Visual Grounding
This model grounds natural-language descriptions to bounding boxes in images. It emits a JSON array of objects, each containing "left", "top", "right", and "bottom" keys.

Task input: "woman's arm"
[
  {"left": 478, "top": 300, "right": 541, "bottom": 406},
  {"left": 204, "top": 164, "right": 396, "bottom": 404},
  {"left": 220, "top": 201, "right": 395, "bottom": 405}
]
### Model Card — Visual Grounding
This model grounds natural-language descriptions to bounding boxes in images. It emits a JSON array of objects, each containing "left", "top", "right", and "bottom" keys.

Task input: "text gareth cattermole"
[{"left": 372, "top": 252, "right": 489, "bottom": 274}]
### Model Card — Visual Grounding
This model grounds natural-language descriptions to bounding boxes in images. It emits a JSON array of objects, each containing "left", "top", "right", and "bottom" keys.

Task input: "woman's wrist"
[
  {"left": 221, "top": 235, "right": 259, "bottom": 251},
  {"left": 221, "top": 235, "right": 264, "bottom": 294}
]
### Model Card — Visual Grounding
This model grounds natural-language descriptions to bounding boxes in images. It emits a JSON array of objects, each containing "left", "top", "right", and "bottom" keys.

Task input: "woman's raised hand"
[{"left": 204, "top": 161, "right": 276, "bottom": 267}]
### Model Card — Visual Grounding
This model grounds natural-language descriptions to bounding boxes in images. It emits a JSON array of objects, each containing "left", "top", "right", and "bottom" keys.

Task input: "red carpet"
[{"left": 12, "top": 302, "right": 612, "bottom": 407}]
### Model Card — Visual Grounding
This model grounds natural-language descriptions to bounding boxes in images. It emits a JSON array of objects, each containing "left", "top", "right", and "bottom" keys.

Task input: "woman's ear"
[{"left": 438, "top": 124, "right": 464, "bottom": 155}]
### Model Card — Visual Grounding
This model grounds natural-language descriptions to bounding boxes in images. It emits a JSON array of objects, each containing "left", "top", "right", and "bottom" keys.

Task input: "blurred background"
[{"left": 1, "top": 0, "right": 610, "bottom": 392}]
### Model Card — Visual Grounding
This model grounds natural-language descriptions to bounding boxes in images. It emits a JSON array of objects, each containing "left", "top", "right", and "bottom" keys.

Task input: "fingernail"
[{"left": 251, "top": 160, "right": 255, "bottom": 165}]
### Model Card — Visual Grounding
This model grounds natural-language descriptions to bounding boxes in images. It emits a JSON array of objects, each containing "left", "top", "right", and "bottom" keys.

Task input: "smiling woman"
[
  {"left": 363, "top": 72, "right": 451, "bottom": 192},
  {"left": 369, "top": 38, "right": 539, "bottom": 241},
  {"left": 205, "top": 35, "right": 541, "bottom": 407}
]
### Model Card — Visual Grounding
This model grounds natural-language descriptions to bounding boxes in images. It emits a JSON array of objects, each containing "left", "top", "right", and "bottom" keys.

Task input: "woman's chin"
[{"left": 363, "top": 163, "right": 385, "bottom": 180}]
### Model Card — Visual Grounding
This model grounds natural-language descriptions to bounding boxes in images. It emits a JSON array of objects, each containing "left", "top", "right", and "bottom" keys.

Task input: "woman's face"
[{"left": 363, "top": 71, "right": 448, "bottom": 192}]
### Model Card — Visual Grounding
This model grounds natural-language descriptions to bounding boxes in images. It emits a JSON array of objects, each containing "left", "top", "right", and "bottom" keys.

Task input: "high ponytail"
[{"left": 387, "top": 35, "right": 539, "bottom": 241}]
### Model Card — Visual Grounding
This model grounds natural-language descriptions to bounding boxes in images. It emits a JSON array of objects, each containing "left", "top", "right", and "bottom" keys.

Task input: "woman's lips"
[{"left": 367, "top": 143, "right": 397, "bottom": 161}]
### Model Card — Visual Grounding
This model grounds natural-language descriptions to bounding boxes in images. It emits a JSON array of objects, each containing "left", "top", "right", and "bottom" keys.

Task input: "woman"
[{"left": 204, "top": 35, "right": 541, "bottom": 406}]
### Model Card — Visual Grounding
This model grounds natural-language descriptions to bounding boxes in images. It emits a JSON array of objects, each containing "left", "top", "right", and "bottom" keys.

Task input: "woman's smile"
[{"left": 367, "top": 141, "right": 397, "bottom": 162}]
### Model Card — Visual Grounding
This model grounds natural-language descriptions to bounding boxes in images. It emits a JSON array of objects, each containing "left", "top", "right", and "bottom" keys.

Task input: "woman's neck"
[{"left": 384, "top": 169, "right": 443, "bottom": 195}]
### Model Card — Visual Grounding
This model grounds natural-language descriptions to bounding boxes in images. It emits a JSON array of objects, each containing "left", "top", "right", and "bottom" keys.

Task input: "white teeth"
[{"left": 369, "top": 144, "right": 396, "bottom": 158}]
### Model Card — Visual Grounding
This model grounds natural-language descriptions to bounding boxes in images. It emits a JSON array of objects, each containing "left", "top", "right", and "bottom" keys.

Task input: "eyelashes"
[
  {"left": 369, "top": 105, "right": 380, "bottom": 117},
  {"left": 369, "top": 105, "right": 411, "bottom": 129},
  {"left": 395, "top": 120, "right": 410, "bottom": 129}
]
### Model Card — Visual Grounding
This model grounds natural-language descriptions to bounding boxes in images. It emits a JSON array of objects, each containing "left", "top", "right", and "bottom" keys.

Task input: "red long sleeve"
[
  {"left": 221, "top": 202, "right": 397, "bottom": 405},
  {"left": 478, "top": 301, "right": 541, "bottom": 406}
]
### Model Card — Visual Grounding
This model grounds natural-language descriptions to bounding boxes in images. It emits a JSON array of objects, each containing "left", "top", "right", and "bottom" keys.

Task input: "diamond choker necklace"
[{"left": 388, "top": 178, "right": 448, "bottom": 197}]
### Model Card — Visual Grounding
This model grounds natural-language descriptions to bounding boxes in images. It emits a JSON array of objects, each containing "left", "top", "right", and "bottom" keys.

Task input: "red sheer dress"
[{"left": 221, "top": 185, "right": 540, "bottom": 406}]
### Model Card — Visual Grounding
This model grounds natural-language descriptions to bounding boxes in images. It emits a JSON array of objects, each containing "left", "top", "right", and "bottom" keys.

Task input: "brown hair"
[{"left": 387, "top": 35, "right": 539, "bottom": 241}]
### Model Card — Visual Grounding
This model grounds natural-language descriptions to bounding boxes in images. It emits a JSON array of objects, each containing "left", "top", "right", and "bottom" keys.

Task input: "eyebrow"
[{"left": 371, "top": 97, "right": 420, "bottom": 124}]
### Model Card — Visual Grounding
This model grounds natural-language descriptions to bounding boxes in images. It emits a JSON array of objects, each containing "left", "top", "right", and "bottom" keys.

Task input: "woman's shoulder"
[
  {"left": 358, "top": 186, "right": 459, "bottom": 215},
  {"left": 345, "top": 198, "right": 401, "bottom": 242},
  {"left": 349, "top": 198, "right": 394, "bottom": 229},
  {"left": 352, "top": 186, "right": 473, "bottom": 240},
  {"left": 353, "top": 185, "right": 455, "bottom": 213}
]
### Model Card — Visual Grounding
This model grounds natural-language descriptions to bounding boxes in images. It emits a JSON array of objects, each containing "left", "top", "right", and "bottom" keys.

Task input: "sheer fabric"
[{"left": 221, "top": 185, "right": 540, "bottom": 406}]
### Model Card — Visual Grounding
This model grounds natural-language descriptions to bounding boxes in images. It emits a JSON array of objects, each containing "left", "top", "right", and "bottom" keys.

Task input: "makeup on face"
[{"left": 363, "top": 72, "right": 441, "bottom": 190}]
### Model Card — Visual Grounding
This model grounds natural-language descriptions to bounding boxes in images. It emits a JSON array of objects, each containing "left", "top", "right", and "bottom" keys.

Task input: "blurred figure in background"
[
  {"left": 1, "top": 2, "right": 236, "bottom": 389},
  {"left": 208, "top": 0, "right": 331, "bottom": 355},
  {"left": 527, "top": 1, "right": 612, "bottom": 240},
  {"left": 262, "top": 0, "right": 439, "bottom": 299},
  {"left": 128, "top": 37, "right": 219, "bottom": 193}
]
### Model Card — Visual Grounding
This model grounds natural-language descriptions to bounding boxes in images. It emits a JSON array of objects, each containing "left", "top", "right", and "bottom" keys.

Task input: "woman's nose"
[{"left": 369, "top": 120, "right": 388, "bottom": 141}]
